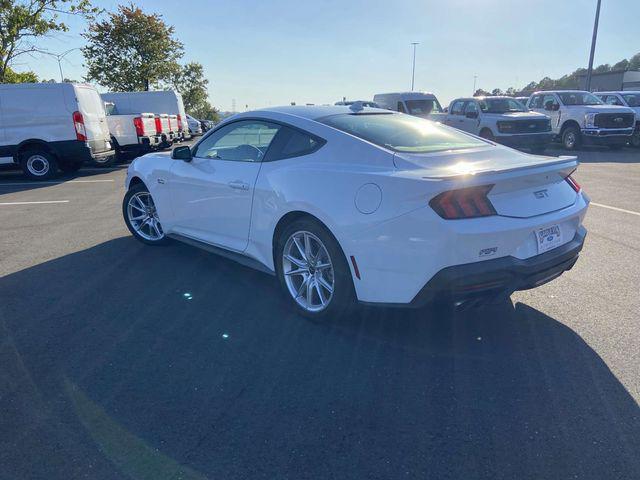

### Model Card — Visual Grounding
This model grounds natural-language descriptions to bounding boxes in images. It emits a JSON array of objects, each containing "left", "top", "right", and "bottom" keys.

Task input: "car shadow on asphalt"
[
  {"left": 1, "top": 237, "right": 638, "bottom": 480},
  {"left": 0, "top": 164, "right": 129, "bottom": 195}
]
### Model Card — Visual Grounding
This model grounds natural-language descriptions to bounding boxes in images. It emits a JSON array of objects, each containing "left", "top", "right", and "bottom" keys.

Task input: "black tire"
[
  {"left": 122, "top": 183, "right": 169, "bottom": 246},
  {"left": 631, "top": 134, "right": 640, "bottom": 148},
  {"left": 89, "top": 153, "right": 116, "bottom": 168},
  {"left": 19, "top": 149, "right": 58, "bottom": 180},
  {"left": 479, "top": 129, "right": 495, "bottom": 141},
  {"left": 58, "top": 161, "right": 83, "bottom": 173},
  {"left": 275, "top": 218, "right": 355, "bottom": 319},
  {"left": 561, "top": 125, "right": 581, "bottom": 150}
]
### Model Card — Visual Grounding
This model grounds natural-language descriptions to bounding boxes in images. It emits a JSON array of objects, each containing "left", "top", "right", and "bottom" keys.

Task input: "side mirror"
[
  {"left": 465, "top": 111, "right": 479, "bottom": 119},
  {"left": 172, "top": 145, "right": 192, "bottom": 162}
]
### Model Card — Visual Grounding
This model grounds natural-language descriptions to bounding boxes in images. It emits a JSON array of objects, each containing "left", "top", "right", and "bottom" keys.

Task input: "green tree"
[
  {"left": 490, "top": 88, "right": 503, "bottom": 96},
  {"left": 629, "top": 53, "right": 640, "bottom": 71},
  {"left": 171, "top": 62, "right": 219, "bottom": 121},
  {"left": 612, "top": 59, "right": 629, "bottom": 71},
  {"left": 0, "top": 0, "right": 98, "bottom": 82},
  {"left": 593, "top": 63, "right": 611, "bottom": 74},
  {"left": 473, "top": 88, "right": 490, "bottom": 96},
  {"left": 82, "top": 3, "right": 183, "bottom": 91},
  {"left": 3, "top": 66, "right": 38, "bottom": 83}
]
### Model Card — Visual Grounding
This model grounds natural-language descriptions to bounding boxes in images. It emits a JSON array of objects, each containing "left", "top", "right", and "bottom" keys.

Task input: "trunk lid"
[{"left": 394, "top": 146, "right": 579, "bottom": 218}]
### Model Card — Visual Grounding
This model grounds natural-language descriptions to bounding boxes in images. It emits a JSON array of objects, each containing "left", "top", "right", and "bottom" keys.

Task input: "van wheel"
[
  {"left": 90, "top": 155, "right": 115, "bottom": 168},
  {"left": 561, "top": 126, "right": 581, "bottom": 150},
  {"left": 59, "top": 161, "right": 83, "bottom": 173},
  {"left": 20, "top": 149, "right": 58, "bottom": 180}
]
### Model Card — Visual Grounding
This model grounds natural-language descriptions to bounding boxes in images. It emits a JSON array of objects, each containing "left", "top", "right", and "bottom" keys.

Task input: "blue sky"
[{"left": 14, "top": 0, "right": 640, "bottom": 111}]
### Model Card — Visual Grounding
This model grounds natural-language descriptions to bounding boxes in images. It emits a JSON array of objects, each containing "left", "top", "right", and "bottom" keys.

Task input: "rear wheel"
[
  {"left": 90, "top": 153, "right": 116, "bottom": 168},
  {"left": 631, "top": 134, "right": 640, "bottom": 148},
  {"left": 561, "top": 126, "right": 581, "bottom": 150},
  {"left": 276, "top": 218, "right": 355, "bottom": 319},
  {"left": 122, "top": 183, "right": 168, "bottom": 245},
  {"left": 19, "top": 149, "right": 58, "bottom": 180}
]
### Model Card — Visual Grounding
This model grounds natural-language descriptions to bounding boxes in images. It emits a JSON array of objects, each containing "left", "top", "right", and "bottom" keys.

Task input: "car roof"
[
  {"left": 596, "top": 91, "right": 640, "bottom": 95},
  {"left": 250, "top": 105, "right": 392, "bottom": 121}
]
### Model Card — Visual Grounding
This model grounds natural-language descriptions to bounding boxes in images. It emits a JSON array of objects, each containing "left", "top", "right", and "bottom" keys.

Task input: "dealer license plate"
[{"left": 537, "top": 224, "right": 562, "bottom": 254}]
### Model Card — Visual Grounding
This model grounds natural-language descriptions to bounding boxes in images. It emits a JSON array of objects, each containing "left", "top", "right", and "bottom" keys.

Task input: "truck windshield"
[
  {"left": 557, "top": 92, "right": 602, "bottom": 106},
  {"left": 479, "top": 98, "right": 525, "bottom": 113},
  {"left": 622, "top": 93, "right": 640, "bottom": 107},
  {"left": 320, "top": 113, "right": 487, "bottom": 153},
  {"left": 405, "top": 99, "right": 443, "bottom": 115}
]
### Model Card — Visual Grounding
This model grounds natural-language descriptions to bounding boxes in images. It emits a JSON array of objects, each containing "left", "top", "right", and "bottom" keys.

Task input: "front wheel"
[
  {"left": 561, "top": 126, "right": 581, "bottom": 150},
  {"left": 122, "top": 183, "right": 168, "bottom": 245},
  {"left": 276, "top": 219, "right": 355, "bottom": 319},
  {"left": 631, "top": 134, "right": 640, "bottom": 148}
]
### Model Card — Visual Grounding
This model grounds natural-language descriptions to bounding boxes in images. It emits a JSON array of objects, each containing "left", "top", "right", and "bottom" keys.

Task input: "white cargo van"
[
  {"left": 0, "top": 82, "right": 114, "bottom": 179},
  {"left": 100, "top": 91, "right": 189, "bottom": 141},
  {"left": 373, "top": 91, "right": 446, "bottom": 121}
]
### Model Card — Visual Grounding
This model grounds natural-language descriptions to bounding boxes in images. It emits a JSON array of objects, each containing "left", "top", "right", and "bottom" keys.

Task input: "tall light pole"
[
  {"left": 585, "top": 0, "right": 602, "bottom": 91},
  {"left": 473, "top": 74, "right": 478, "bottom": 95},
  {"left": 410, "top": 42, "right": 419, "bottom": 91},
  {"left": 38, "top": 48, "right": 82, "bottom": 81}
]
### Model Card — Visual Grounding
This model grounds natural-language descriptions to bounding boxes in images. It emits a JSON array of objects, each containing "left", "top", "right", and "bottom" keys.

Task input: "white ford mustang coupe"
[{"left": 123, "top": 105, "right": 589, "bottom": 318}]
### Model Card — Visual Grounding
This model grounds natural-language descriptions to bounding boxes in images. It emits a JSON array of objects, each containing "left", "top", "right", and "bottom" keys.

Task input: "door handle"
[{"left": 228, "top": 180, "right": 249, "bottom": 191}]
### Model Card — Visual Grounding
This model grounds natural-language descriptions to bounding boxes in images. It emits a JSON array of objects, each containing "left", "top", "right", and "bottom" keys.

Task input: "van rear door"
[{"left": 74, "top": 85, "right": 112, "bottom": 154}]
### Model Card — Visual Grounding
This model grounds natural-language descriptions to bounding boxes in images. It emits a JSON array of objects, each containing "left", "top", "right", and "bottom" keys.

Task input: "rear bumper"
[
  {"left": 54, "top": 140, "right": 114, "bottom": 164},
  {"left": 496, "top": 133, "right": 554, "bottom": 147},
  {"left": 139, "top": 135, "right": 162, "bottom": 149},
  {"left": 407, "top": 226, "right": 586, "bottom": 307}
]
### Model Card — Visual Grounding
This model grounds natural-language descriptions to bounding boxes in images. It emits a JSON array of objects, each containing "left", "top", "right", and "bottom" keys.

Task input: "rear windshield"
[
  {"left": 557, "top": 92, "right": 602, "bottom": 106},
  {"left": 622, "top": 93, "right": 640, "bottom": 107},
  {"left": 320, "top": 113, "right": 487, "bottom": 153},
  {"left": 76, "top": 87, "right": 105, "bottom": 115},
  {"left": 405, "top": 99, "right": 443, "bottom": 115}
]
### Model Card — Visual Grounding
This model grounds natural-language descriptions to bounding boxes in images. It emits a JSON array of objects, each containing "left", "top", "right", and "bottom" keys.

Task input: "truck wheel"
[
  {"left": 561, "top": 126, "right": 581, "bottom": 150},
  {"left": 19, "top": 149, "right": 58, "bottom": 180},
  {"left": 630, "top": 134, "right": 640, "bottom": 148},
  {"left": 479, "top": 129, "right": 495, "bottom": 141},
  {"left": 90, "top": 155, "right": 116, "bottom": 168},
  {"left": 59, "top": 161, "right": 83, "bottom": 173}
]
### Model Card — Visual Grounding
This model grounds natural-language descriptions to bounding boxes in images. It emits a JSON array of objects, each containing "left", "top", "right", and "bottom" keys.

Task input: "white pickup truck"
[
  {"left": 104, "top": 102, "right": 162, "bottom": 156},
  {"left": 527, "top": 90, "right": 635, "bottom": 150},
  {"left": 444, "top": 96, "right": 553, "bottom": 153},
  {"left": 595, "top": 91, "right": 640, "bottom": 148}
]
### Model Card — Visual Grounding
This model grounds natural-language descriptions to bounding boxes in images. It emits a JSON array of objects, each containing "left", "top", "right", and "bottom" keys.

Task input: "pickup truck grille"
[
  {"left": 594, "top": 113, "right": 635, "bottom": 129},
  {"left": 496, "top": 119, "right": 551, "bottom": 134}
]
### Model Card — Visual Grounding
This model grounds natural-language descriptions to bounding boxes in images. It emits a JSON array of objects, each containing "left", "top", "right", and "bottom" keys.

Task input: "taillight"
[
  {"left": 430, "top": 184, "right": 497, "bottom": 220},
  {"left": 133, "top": 117, "right": 145, "bottom": 136},
  {"left": 565, "top": 175, "right": 581, "bottom": 193},
  {"left": 154, "top": 117, "right": 162, "bottom": 134},
  {"left": 168, "top": 117, "right": 172, "bottom": 131},
  {"left": 73, "top": 111, "right": 86, "bottom": 141},
  {"left": 177, "top": 114, "right": 183, "bottom": 130}
]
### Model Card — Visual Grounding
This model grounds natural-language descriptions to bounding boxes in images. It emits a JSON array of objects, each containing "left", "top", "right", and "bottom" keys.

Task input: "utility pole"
[
  {"left": 473, "top": 75, "right": 478, "bottom": 95},
  {"left": 585, "top": 0, "right": 602, "bottom": 91},
  {"left": 410, "top": 42, "right": 419, "bottom": 91}
]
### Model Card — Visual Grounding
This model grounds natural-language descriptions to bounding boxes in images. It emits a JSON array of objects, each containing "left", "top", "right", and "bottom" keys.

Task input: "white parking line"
[
  {"left": 591, "top": 202, "right": 640, "bottom": 217},
  {"left": 0, "top": 179, "right": 114, "bottom": 186},
  {"left": 0, "top": 200, "right": 69, "bottom": 206}
]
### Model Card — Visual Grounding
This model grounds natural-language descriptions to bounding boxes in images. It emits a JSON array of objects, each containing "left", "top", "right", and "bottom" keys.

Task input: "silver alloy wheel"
[
  {"left": 564, "top": 131, "right": 576, "bottom": 149},
  {"left": 127, "top": 191, "right": 164, "bottom": 241},
  {"left": 282, "top": 231, "right": 334, "bottom": 313},
  {"left": 26, "top": 154, "right": 50, "bottom": 176}
]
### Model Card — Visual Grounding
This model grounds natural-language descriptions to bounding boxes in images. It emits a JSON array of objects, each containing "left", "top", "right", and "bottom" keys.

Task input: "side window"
[
  {"left": 397, "top": 101, "right": 406, "bottom": 113},
  {"left": 450, "top": 101, "right": 465, "bottom": 115},
  {"left": 194, "top": 120, "right": 281, "bottom": 162},
  {"left": 266, "top": 126, "right": 325, "bottom": 161},
  {"left": 529, "top": 95, "right": 542, "bottom": 109},
  {"left": 542, "top": 94, "right": 559, "bottom": 109},
  {"left": 464, "top": 101, "right": 479, "bottom": 115}
]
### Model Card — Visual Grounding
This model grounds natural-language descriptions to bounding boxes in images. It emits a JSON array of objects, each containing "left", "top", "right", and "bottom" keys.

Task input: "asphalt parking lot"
[{"left": 0, "top": 143, "right": 639, "bottom": 479}]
